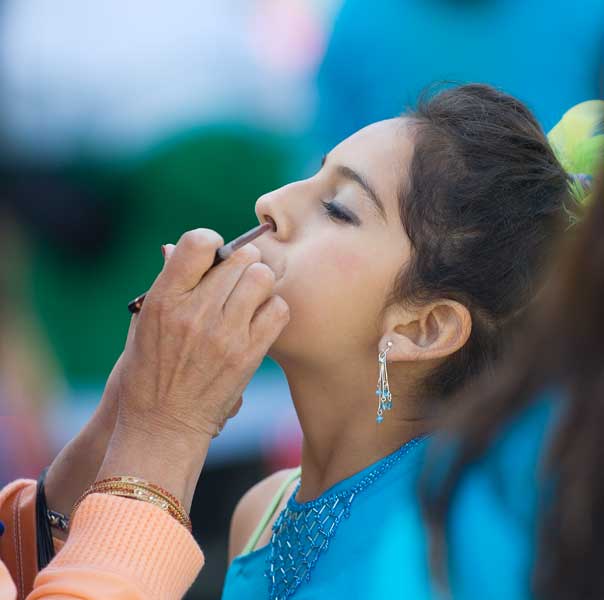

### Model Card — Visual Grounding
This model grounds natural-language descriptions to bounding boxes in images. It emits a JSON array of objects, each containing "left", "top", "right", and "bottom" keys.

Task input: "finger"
[
  {"left": 120, "top": 314, "right": 139, "bottom": 363},
  {"left": 213, "top": 397, "right": 242, "bottom": 438},
  {"left": 249, "top": 295, "right": 290, "bottom": 352},
  {"left": 163, "top": 243, "right": 176, "bottom": 262},
  {"left": 223, "top": 261, "right": 276, "bottom": 325},
  {"left": 227, "top": 396, "right": 243, "bottom": 419},
  {"left": 152, "top": 228, "right": 224, "bottom": 295},
  {"left": 126, "top": 314, "right": 138, "bottom": 344},
  {"left": 194, "top": 243, "right": 262, "bottom": 310}
]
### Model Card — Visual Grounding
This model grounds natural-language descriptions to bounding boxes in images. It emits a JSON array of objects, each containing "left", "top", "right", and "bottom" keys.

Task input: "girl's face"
[{"left": 254, "top": 118, "right": 416, "bottom": 367}]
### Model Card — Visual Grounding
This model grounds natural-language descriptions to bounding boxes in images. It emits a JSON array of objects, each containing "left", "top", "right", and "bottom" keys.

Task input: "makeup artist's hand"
[{"left": 98, "top": 228, "right": 289, "bottom": 511}]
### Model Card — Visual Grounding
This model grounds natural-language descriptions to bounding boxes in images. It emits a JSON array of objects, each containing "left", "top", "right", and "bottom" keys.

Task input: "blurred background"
[{"left": 0, "top": 0, "right": 602, "bottom": 597}]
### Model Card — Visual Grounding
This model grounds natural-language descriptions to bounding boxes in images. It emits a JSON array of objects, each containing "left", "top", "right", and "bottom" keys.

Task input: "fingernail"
[{"left": 161, "top": 245, "right": 167, "bottom": 258}]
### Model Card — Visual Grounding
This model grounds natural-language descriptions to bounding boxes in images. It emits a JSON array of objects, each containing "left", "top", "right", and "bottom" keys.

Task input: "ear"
[{"left": 380, "top": 300, "right": 472, "bottom": 363}]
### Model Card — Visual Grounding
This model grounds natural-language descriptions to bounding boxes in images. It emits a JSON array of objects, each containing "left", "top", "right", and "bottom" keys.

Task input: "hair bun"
[{"left": 548, "top": 100, "right": 604, "bottom": 206}]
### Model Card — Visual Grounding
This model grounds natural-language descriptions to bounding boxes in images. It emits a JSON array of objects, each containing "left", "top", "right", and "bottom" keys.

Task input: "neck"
[{"left": 278, "top": 354, "right": 430, "bottom": 503}]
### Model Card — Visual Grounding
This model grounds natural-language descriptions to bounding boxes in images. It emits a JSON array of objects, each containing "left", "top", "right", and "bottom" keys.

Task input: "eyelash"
[{"left": 321, "top": 200, "right": 355, "bottom": 224}]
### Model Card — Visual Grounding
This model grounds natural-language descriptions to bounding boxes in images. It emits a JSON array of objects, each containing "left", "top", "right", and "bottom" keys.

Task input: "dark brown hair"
[
  {"left": 391, "top": 84, "right": 575, "bottom": 398},
  {"left": 423, "top": 160, "right": 604, "bottom": 600}
]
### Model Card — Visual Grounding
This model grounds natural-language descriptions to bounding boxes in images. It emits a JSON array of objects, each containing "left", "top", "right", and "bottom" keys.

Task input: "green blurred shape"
[{"left": 32, "top": 126, "right": 290, "bottom": 382}]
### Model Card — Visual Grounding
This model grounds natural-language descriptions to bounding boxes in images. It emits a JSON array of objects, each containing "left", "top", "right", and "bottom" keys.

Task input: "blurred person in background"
[
  {"left": 220, "top": 86, "right": 597, "bottom": 599},
  {"left": 422, "top": 107, "right": 604, "bottom": 600},
  {"left": 0, "top": 229, "right": 290, "bottom": 599},
  {"left": 0, "top": 169, "right": 117, "bottom": 487},
  {"left": 314, "top": 0, "right": 604, "bottom": 154},
  {"left": 0, "top": 219, "right": 55, "bottom": 485}
]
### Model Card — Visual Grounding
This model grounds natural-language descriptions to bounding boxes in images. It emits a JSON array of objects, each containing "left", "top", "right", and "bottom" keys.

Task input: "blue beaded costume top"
[
  {"left": 266, "top": 438, "right": 424, "bottom": 599},
  {"left": 222, "top": 437, "right": 431, "bottom": 599}
]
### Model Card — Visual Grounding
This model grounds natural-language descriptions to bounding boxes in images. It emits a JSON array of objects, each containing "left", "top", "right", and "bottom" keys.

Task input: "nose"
[{"left": 255, "top": 183, "right": 296, "bottom": 241}]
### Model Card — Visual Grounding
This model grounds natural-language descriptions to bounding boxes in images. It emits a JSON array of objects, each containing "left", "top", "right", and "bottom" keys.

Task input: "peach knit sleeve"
[
  {"left": 0, "top": 560, "right": 17, "bottom": 600},
  {"left": 0, "top": 485, "right": 204, "bottom": 600}
]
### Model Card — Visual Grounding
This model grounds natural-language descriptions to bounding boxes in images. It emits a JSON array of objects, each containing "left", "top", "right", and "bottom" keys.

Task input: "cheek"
[
  {"left": 308, "top": 236, "right": 380, "bottom": 280},
  {"left": 274, "top": 241, "right": 387, "bottom": 351},
  {"left": 330, "top": 247, "right": 365, "bottom": 276},
  {"left": 288, "top": 243, "right": 370, "bottom": 300}
]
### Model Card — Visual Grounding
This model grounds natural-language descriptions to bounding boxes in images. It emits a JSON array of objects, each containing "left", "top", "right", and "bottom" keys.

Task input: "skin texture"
[{"left": 229, "top": 118, "right": 472, "bottom": 557}]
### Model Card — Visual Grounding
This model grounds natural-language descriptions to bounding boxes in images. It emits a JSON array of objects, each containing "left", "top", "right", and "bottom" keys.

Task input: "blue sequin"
[{"left": 0, "top": 520, "right": 4, "bottom": 536}]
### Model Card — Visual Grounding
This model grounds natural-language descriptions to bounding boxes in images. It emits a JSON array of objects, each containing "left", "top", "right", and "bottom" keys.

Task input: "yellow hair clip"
[{"left": 548, "top": 100, "right": 604, "bottom": 208}]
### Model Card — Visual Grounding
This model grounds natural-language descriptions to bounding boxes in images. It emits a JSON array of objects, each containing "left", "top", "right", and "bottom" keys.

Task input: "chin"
[
  {"left": 266, "top": 324, "right": 290, "bottom": 361},
  {"left": 264, "top": 290, "right": 330, "bottom": 362},
  {"left": 265, "top": 320, "right": 304, "bottom": 365}
]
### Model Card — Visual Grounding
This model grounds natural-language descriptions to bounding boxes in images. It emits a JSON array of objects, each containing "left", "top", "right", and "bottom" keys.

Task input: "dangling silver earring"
[{"left": 375, "top": 341, "right": 393, "bottom": 424}]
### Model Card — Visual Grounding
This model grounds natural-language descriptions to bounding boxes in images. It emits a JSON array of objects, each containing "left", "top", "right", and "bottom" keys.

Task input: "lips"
[
  {"left": 254, "top": 236, "right": 284, "bottom": 282},
  {"left": 259, "top": 252, "right": 285, "bottom": 282},
  {"left": 265, "top": 259, "right": 285, "bottom": 282}
]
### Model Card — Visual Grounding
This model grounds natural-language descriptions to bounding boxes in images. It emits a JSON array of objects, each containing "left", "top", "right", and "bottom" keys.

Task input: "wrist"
[
  {"left": 44, "top": 399, "right": 117, "bottom": 528},
  {"left": 97, "top": 418, "right": 210, "bottom": 513}
]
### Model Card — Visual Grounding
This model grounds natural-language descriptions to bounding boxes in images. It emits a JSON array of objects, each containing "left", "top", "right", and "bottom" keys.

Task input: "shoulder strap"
[{"left": 241, "top": 467, "right": 302, "bottom": 556}]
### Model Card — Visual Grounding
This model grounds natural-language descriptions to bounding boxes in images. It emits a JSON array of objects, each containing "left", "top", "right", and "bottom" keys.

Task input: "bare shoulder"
[{"left": 228, "top": 468, "right": 299, "bottom": 563}]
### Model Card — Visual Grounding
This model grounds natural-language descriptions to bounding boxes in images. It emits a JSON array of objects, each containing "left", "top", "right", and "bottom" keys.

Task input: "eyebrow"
[{"left": 322, "top": 154, "right": 387, "bottom": 222}]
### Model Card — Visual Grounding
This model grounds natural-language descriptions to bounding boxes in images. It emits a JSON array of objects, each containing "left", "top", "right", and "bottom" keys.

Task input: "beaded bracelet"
[
  {"left": 72, "top": 477, "right": 191, "bottom": 528},
  {"left": 72, "top": 478, "right": 191, "bottom": 531},
  {"left": 88, "top": 479, "right": 189, "bottom": 519},
  {"left": 94, "top": 477, "right": 185, "bottom": 508},
  {"left": 88, "top": 489, "right": 190, "bottom": 529},
  {"left": 71, "top": 476, "right": 192, "bottom": 532},
  {"left": 83, "top": 483, "right": 190, "bottom": 528}
]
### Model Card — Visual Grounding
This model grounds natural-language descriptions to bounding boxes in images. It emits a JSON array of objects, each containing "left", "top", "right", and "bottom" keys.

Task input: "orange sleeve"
[
  {"left": 0, "top": 559, "right": 17, "bottom": 600},
  {"left": 28, "top": 493, "right": 204, "bottom": 600}
]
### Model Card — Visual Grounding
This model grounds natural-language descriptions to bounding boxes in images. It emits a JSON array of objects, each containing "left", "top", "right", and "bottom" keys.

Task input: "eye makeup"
[{"left": 321, "top": 200, "right": 361, "bottom": 226}]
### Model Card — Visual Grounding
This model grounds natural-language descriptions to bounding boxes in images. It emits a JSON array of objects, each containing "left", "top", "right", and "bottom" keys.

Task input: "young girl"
[{"left": 222, "top": 84, "right": 579, "bottom": 599}]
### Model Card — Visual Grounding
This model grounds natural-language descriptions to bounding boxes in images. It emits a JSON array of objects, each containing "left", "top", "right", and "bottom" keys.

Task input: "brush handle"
[
  {"left": 126, "top": 222, "right": 272, "bottom": 315},
  {"left": 127, "top": 251, "right": 224, "bottom": 314}
]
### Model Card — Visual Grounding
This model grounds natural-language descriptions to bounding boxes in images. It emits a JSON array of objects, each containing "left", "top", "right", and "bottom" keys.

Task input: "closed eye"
[{"left": 321, "top": 200, "right": 361, "bottom": 226}]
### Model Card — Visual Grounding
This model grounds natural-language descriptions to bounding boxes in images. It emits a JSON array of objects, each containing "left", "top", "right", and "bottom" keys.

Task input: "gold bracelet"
[
  {"left": 94, "top": 477, "right": 184, "bottom": 508},
  {"left": 88, "top": 479, "right": 189, "bottom": 518},
  {"left": 72, "top": 479, "right": 191, "bottom": 530},
  {"left": 72, "top": 483, "right": 191, "bottom": 531},
  {"left": 87, "top": 482, "right": 190, "bottom": 529},
  {"left": 71, "top": 477, "right": 191, "bottom": 531},
  {"left": 90, "top": 489, "right": 190, "bottom": 529}
]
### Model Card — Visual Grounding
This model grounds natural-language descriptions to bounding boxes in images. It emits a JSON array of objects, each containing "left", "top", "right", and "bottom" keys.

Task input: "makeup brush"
[{"left": 127, "top": 222, "right": 273, "bottom": 314}]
